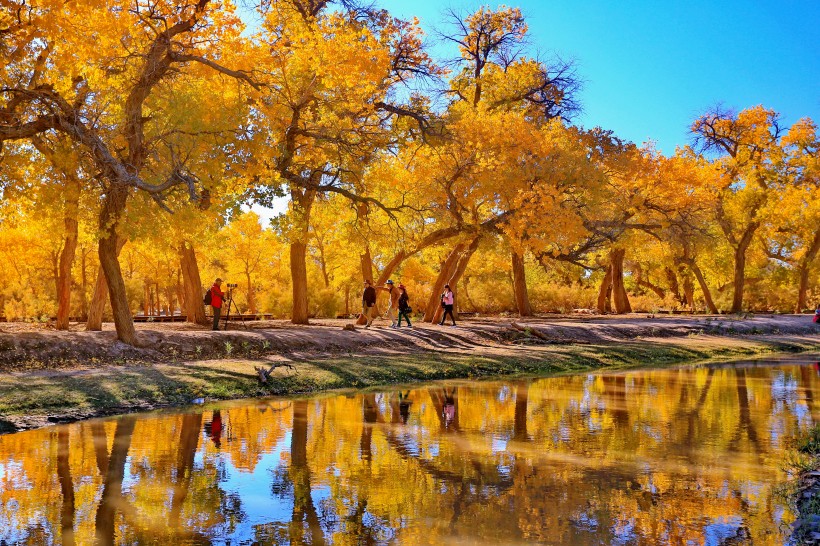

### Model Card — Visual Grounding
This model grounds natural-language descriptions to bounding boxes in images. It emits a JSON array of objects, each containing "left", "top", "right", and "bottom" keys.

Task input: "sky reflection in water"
[{"left": 3, "top": 355, "right": 820, "bottom": 545}]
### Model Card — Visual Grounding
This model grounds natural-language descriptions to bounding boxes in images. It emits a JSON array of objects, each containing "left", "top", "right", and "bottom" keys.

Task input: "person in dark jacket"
[
  {"left": 397, "top": 284, "right": 412, "bottom": 328},
  {"left": 210, "top": 278, "right": 226, "bottom": 331},
  {"left": 361, "top": 280, "right": 377, "bottom": 328}
]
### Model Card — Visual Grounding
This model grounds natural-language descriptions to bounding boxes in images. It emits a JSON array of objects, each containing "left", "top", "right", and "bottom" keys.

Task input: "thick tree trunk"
[
  {"left": 56, "top": 178, "right": 80, "bottom": 330},
  {"left": 511, "top": 249, "right": 533, "bottom": 317},
  {"left": 731, "top": 246, "right": 747, "bottom": 313},
  {"left": 686, "top": 260, "right": 718, "bottom": 313},
  {"left": 86, "top": 237, "right": 127, "bottom": 331},
  {"left": 664, "top": 267, "right": 682, "bottom": 304},
  {"left": 290, "top": 188, "right": 316, "bottom": 325},
  {"left": 423, "top": 243, "right": 466, "bottom": 322},
  {"left": 448, "top": 237, "right": 481, "bottom": 320},
  {"left": 87, "top": 268, "right": 108, "bottom": 331},
  {"left": 610, "top": 249, "right": 632, "bottom": 313},
  {"left": 98, "top": 187, "right": 137, "bottom": 344},
  {"left": 682, "top": 273, "right": 695, "bottom": 311},
  {"left": 423, "top": 237, "right": 480, "bottom": 323},
  {"left": 796, "top": 227, "right": 820, "bottom": 313},
  {"left": 597, "top": 267, "right": 613, "bottom": 314},
  {"left": 291, "top": 241, "right": 310, "bottom": 324},
  {"left": 730, "top": 224, "right": 758, "bottom": 313},
  {"left": 178, "top": 242, "right": 208, "bottom": 324}
]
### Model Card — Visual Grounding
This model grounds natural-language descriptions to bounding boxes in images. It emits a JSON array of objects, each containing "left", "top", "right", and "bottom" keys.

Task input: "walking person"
[
  {"left": 439, "top": 284, "right": 456, "bottom": 326},
  {"left": 814, "top": 302, "right": 820, "bottom": 324},
  {"left": 361, "top": 280, "right": 377, "bottom": 328},
  {"left": 208, "top": 278, "right": 226, "bottom": 331},
  {"left": 379, "top": 279, "right": 400, "bottom": 328},
  {"left": 397, "top": 284, "right": 412, "bottom": 328}
]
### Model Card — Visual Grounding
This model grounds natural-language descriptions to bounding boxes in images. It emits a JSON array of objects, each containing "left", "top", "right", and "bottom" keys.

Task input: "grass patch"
[{"left": 0, "top": 335, "right": 818, "bottom": 431}]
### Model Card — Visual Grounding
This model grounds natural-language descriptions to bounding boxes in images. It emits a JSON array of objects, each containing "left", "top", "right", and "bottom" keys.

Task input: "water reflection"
[{"left": 2, "top": 356, "right": 820, "bottom": 544}]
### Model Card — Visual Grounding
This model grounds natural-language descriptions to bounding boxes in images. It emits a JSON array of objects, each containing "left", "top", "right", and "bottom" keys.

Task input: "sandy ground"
[{"left": 1, "top": 313, "right": 818, "bottom": 370}]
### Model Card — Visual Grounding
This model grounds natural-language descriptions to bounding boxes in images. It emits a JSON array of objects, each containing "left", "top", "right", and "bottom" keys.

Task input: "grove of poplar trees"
[{"left": 0, "top": 1, "right": 817, "bottom": 345}]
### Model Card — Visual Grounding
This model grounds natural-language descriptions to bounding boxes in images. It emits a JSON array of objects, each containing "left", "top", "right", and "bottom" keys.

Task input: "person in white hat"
[{"left": 378, "top": 279, "right": 400, "bottom": 328}]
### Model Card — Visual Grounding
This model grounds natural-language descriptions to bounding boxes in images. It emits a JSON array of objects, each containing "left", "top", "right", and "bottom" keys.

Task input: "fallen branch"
[{"left": 254, "top": 362, "right": 295, "bottom": 383}]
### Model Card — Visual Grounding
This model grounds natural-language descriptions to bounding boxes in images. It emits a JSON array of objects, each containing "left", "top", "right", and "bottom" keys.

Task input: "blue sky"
[
  {"left": 378, "top": 0, "right": 820, "bottom": 154},
  {"left": 246, "top": 1, "right": 819, "bottom": 221}
]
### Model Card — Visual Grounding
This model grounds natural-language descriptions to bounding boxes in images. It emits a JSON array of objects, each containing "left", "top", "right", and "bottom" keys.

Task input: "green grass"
[{"left": 0, "top": 335, "right": 818, "bottom": 431}]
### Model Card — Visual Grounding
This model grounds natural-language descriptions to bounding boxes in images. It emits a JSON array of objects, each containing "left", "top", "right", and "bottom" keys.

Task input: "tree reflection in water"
[{"left": 1, "top": 358, "right": 819, "bottom": 544}]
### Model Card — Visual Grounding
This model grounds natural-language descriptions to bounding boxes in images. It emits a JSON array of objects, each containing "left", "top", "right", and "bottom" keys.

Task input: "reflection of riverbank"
[
  {"left": 2, "top": 358, "right": 817, "bottom": 544},
  {"left": 0, "top": 329, "right": 818, "bottom": 433}
]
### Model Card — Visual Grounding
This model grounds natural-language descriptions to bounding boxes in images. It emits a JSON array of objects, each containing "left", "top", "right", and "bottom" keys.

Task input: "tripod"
[{"left": 220, "top": 289, "right": 247, "bottom": 331}]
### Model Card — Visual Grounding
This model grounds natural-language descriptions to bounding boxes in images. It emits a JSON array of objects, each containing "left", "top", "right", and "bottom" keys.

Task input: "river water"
[{"left": 2, "top": 354, "right": 820, "bottom": 545}]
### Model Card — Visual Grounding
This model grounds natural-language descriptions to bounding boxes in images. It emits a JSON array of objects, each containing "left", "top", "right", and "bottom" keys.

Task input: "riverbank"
[{"left": 0, "top": 314, "right": 818, "bottom": 433}]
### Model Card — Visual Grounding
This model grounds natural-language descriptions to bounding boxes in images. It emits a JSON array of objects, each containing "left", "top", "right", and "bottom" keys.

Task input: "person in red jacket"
[{"left": 211, "top": 278, "right": 226, "bottom": 331}]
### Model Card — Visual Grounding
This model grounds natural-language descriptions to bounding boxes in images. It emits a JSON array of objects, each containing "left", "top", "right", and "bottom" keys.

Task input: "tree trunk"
[
  {"left": 175, "top": 269, "right": 185, "bottom": 317},
  {"left": 597, "top": 267, "right": 613, "bottom": 314},
  {"left": 291, "top": 241, "right": 310, "bottom": 324},
  {"left": 634, "top": 264, "right": 666, "bottom": 299},
  {"left": 511, "top": 249, "right": 532, "bottom": 317},
  {"left": 142, "top": 284, "right": 150, "bottom": 316},
  {"left": 87, "top": 268, "right": 109, "bottom": 331},
  {"left": 86, "top": 237, "right": 127, "bottom": 331},
  {"left": 423, "top": 242, "right": 467, "bottom": 323},
  {"left": 682, "top": 273, "right": 695, "bottom": 311},
  {"left": 56, "top": 177, "right": 81, "bottom": 330},
  {"left": 664, "top": 266, "right": 682, "bottom": 304},
  {"left": 610, "top": 249, "right": 632, "bottom": 313},
  {"left": 98, "top": 186, "right": 137, "bottom": 344},
  {"left": 80, "top": 248, "right": 89, "bottom": 321},
  {"left": 685, "top": 260, "right": 718, "bottom": 313},
  {"left": 731, "top": 246, "right": 747, "bottom": 313},
  {"left": 796, "top": 227, "right": 820, "bottom": 313},
  {"left": 245, "top": 269, "right": 257, "bottom": 315},
  {"left": 290, "top": 188, "right": 316, "bottom": 325},
  {"left": 448, "top": 237, "right": 481, "bottom": 320},
  {"left": 730, "top": 224, "right": 758, "bottom": 313}
]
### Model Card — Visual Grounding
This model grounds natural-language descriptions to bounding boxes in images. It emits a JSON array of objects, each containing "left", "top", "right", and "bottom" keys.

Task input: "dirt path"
[{"left": 2, "top": 314, "right": 817, "bottom": 369}]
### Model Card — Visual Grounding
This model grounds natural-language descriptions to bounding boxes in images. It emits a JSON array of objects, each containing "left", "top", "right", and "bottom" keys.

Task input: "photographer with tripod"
[{"left": 205, "top": 278, "right": 226, "bottom": 331}]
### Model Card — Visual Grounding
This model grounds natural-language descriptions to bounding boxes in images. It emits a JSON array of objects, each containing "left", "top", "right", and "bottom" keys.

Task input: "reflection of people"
[
  {"left": 398, "top": 391, "right": 412, "bottom": 424},
  {"left": 439, "top": 284, "right": 456, "bottom": 327},
  {"left": 210, "top": 278, "right": 226, "bottom": 331},
  {"left": 443, "top": 388, "right": 456, "bottom": 428},
  {"left": 204, "top": 410, "right": 223, "bottom": 448},
  {"left": 361, "top": 280, "right": 377, "bottom": 328}
]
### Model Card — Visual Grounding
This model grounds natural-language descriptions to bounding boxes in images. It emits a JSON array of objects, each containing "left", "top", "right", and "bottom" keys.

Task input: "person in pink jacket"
[{"left": 439, "top": 284, "right": 456, "bottom": 326}]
